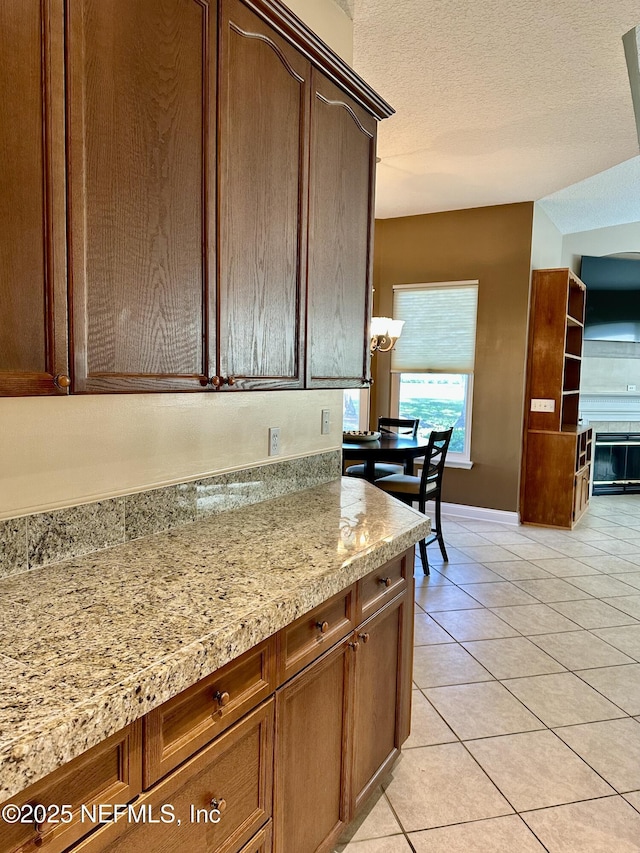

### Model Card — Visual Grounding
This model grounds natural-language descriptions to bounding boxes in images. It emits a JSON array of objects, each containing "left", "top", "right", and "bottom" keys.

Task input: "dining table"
[{"left": 342, "top": 433, "right": 433, "bottom": 483}]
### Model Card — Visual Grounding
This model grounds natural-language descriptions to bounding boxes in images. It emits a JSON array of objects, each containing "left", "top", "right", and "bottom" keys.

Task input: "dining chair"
[
  {"left": 374, "top": 427, "right": 453, "bottom": 575},
  {"left": 345, "top": 417, "right": 420, "bottom": 479}
]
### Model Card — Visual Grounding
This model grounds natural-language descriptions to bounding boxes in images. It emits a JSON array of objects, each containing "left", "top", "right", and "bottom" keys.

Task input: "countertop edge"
[{"left": 0, "top": 513, "right": 429, "bottom": 801}]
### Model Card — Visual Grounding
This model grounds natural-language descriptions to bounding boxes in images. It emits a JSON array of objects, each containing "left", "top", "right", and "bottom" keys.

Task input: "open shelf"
[
  {"left": 567, "top": 275, "right": 586, "bottom": 326},
  {"left": 523, "top": 269, "right": 591, "bottom": 528},
  {"left": 563, "top": 358, "right": 581, "bottom": 393},
  {"left": 565, "top": 324, "right": 583, "bottom": 356}
]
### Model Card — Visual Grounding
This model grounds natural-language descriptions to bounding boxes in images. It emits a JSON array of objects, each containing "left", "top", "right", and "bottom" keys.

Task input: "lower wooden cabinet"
[
  {"left": 0, "top": 723, "right": 141, "bottom": 853},
  {"left": 274, "top": 637, "right": 353, "bottom": 853},
  {"left": 274, "top": 579, "right": 414, "bottom": 852},
  {"left": 521, "top": 426, "right": 593, "bottom": 529},
  {"left": 352, "top": 592, "right": 413, "bottom": 812},
  {"left": 73, "top": 701, "right": 274, "bottom": 853},
  {"left": 2, "top": 551, "right": 414, "bottom": 853}
]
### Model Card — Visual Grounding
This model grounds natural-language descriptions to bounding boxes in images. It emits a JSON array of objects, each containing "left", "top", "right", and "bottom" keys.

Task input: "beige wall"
[
  {"left": 372, "top": 203, "right": 534, "bottom": 512},
  {"left": 0, "top": 0, "right": 352, "bottom": 521},
  {"left": 0, "top": 391, "right": 343, "bottom": 519},
  {"left": 285, "top": 0, "right": 353, "bottom": 63}
]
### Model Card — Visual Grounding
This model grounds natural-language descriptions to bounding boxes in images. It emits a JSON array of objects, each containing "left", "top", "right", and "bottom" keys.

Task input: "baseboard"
[{"left": 422, "top": 500, "right": 521, "bottom": 526}]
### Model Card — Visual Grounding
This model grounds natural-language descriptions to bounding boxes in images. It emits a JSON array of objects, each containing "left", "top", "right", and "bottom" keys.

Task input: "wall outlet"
[
  {"left": 530, "top": 398, "right": 555, "bottom": 413},
  {"left": 321, "top": 409, "right": 331, "bottom": 435},
  {"left": 628, "top": 384, "right": 637, "bottom": 392},
  {"left": 269, "top": 427, "right": 280, "bottom": 456}
]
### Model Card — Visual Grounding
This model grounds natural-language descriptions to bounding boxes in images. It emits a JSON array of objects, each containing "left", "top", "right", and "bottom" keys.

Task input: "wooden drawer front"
[
  {"left": 72, "top": 700, "right": 274, "bottom": 853},
  {"left": 144, "top": 637, "right": 276, "bottom": 787},
  {"left": 238, "top": 821, "right": 272, "bottom": 853},
  {"left": 1, "top": 722, "right": 142, "bottom": 853},
  {"left": 279, "top": 587, "right": 355, "bottom": 683},
  {"left": 358, "top": 554, "right": 407, "bottom": 623}
]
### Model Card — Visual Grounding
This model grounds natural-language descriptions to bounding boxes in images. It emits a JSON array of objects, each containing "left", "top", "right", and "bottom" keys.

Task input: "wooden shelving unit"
[{"left": 521, "top": 268, "right": 593, "bottom": 528}]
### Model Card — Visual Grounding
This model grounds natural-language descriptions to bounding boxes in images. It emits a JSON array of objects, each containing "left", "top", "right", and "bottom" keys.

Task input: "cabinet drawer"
[
  {"left": 278, "top": 587, "right": 355, "bottom": 683},
  {"left": 144, "top": 637, "right": 276, "bottom": 787},
  {"left": 0, "top": 722, "right": 142, "bottom": 853},
  {"left": 358, "top": 554, "right": 408, "bottom": 623},
  {"left": 239, "top": 821, "right": 272, "bottom": 853},
  {"left": 72, "top": 700, "right": 274, "bottom": 853}
]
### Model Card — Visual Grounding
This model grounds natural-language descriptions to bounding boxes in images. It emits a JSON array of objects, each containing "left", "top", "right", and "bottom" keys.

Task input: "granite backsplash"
[{"left": 0, "top": 450, "right": 342, "bottom": 579}]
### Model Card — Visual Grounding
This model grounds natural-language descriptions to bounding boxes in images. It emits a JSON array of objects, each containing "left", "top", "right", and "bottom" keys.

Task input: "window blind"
[{"left": 391, "top": 282, "right": 478, "bottom": 373}]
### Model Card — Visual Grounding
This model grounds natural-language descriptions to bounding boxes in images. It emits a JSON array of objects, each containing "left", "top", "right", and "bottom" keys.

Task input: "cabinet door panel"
[
  {"left": 0, "top": 0, "right": 68, "bottom": 395},
  {"left": 68, "top": 0, "right": 215, "bottom": 392},
  {"left": 217, "top": 0, "right": 308, "bottom": 389},
  {"left": 306, "top": 72, "right": 376, "bottom": 388},
  {"left": 274, "top": 639, "right": 352, "bottom": 853},
  {"left": 352, "top": 594, "right": 409, "bottom": 810}
]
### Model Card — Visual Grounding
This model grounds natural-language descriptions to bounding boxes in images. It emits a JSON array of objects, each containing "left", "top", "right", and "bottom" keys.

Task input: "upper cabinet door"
[
  {"left": 306, "top": 71, "right": 376, "bottom": 389},
  {"left": 216, "top": 0, "right": 310, "bottom": 390},
  {"left": 0, "top": 0, "right": 68, "bottom": 396},
  {"left": 67, "top": 0, "right": 216, "bottom": 392}
]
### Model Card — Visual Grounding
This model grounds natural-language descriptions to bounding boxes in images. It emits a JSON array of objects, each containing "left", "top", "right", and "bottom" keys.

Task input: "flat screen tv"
[{"left": 580, "top": 255, "right": 640, "bottom": 343}]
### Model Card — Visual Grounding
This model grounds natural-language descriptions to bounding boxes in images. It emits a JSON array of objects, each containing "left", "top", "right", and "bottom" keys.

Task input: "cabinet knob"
[
  {"left": 209, "top": 797, "right": 227, "bottom": 813},
  {"left": 226, "top": 376, "right": 235, "bottom": 387},
  {"left": 210, "top": 375, "right": 222, "bottom": 388},
  {"left": 359, "top": 632, "right": 370, "bottom": 644},
  {"left": 316, "top": 620, "right": 329, "bottom": 634},
  {"left": 53, "top": 374, "right": 71, "bottom": 389},
  {"left": 379, "top": 577, "right": 392, "bottom": 588},
  {"left": 213, "top": 690, "right": 230, "bottom": 708},
  {"left": 348, "top": 640, "right": 360, "bottom": 651}
]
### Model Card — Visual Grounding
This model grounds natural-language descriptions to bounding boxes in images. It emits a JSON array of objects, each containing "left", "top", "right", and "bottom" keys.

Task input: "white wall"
[
  {"left": 561, "top": 221, "right": 640, "bottom": 420},
  {"left": 562, "top": 221, "right": 640, "bottom": 273},
  {"left": 0, "top": 0, "right": 352, "bottom": 520},
  {"left": 531, "top": 203, "right": 563, "bottom": 269}
]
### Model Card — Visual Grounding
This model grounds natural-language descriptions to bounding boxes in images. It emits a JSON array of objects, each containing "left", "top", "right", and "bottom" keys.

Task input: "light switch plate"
[
  {"left": 321, "top": 409, "right": 331, "bottom": 435},
  {"left": 530, "top": 398, "right": 555, "bottom": 413}
]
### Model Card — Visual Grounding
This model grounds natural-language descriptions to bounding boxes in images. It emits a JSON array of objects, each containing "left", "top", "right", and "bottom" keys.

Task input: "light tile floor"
[{"left": 335, "top": 494, "right": 640, "bottom": 852}]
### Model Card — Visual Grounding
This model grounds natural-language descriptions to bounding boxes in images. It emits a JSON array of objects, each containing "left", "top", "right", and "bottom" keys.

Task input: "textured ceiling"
[
  {"left": 539, "top": 155, "right": 640, "bottom": 234},
  {"left": 352, "top": 0, "right": 640, "bottom": 221}
]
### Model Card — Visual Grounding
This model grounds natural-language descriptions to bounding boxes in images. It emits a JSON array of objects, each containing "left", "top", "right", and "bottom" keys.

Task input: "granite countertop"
[{"left": 0, "top": 477, "right": 429, "bottom": 801}]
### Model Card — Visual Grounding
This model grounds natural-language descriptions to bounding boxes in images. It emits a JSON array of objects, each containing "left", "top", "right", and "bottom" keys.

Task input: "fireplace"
[{"left": 593, "top": 433, "right": 640, "bottom": 495}]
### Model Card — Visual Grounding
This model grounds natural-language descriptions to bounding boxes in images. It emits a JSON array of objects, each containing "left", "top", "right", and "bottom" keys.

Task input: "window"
[
  {"left": 390, "top": 281, "right": 478, "bottom": 465},
  {"left": 343, "top": 388, "right": 370, "bottom": 432}
]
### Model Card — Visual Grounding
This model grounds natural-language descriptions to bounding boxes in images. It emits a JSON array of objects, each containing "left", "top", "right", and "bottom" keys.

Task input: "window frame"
[
  {"left": 390, "top": 280, "right": 479, "bottom": 468},
  {"left": 390, "top": 372, "right": 474, "bottom": 468}
]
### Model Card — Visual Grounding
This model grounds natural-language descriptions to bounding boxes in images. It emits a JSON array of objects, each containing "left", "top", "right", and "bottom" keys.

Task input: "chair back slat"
[
  {"left": 420, "top": 427, "right": 453, "bottom": 497},
  {"left": 378, "top": 417, "right": 420, "bottom": 438}
]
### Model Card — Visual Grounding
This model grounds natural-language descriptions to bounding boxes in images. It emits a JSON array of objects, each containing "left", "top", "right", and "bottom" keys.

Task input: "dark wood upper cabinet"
[
  {"left": 0, "top": 0, "right": 68, "bottom": 395},
  {"left": 67, "top": 0, "right": 216, "bottom": 392},
  {"left": 1, "top": 0, "right": 392, "bottom": 397},
  {"left": 216, "top": 0, "right": 309, "bottom": 390},
  {"left": 305, "top": 70, "right": 377, "bottom": 389}
]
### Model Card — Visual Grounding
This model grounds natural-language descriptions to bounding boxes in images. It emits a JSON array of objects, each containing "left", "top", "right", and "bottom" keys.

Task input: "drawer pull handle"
[
  {"left": 210, "top": 375, "right": 222, "bottom": 388},
  {"left": 348, "top": 641, "right": 360, "bottom": 651},
  {"left": 213, "top": 691, "right": 230, "bottom": 708},
  {"left": 210, "top": 797, "right": 227, "bottom": 813},
  {"left": 54, "top": 373, "right": 71, "bottom": 390},
  {"left": 359, "top": 632, "right": 370, "bottom": 644},
  {"left": 379, "top": 577, "right": 392, "bottom": 588},
  {"left": 316, "top": 620, "right": 330, "bottom": 634}
]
